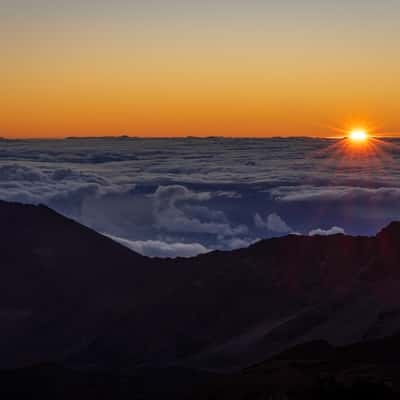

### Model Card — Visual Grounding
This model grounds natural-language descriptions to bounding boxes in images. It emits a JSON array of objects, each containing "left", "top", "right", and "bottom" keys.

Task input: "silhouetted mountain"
[
  {"left": 194, "top": 333, "right": 400, "bottom": 399},
  {"left": 2, "top": 335, "right": 400, "bottom": 399},
  {"left": 0, "top": 200, "right": 156, "bottom": 367},
  {"left": 2, "top": 200, "right": 400, "bottom": 397},
  {"left": 0, "top": 363, "right": 214, "bottom": 400}
]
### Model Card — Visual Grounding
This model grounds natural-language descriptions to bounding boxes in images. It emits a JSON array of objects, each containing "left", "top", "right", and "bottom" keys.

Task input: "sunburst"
[{"left": 349, "top": 129, "right": 368, "bottom": 143}]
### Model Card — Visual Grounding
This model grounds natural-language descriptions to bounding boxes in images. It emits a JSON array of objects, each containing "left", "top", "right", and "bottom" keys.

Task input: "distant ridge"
[{"left": 64, "top": 135, "right": 134, "bottom": 140}]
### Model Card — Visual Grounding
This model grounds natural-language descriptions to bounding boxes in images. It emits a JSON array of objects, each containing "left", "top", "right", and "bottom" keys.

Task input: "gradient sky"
[{"left": 2, "top": 0, "right": 400, "bottom": 138}]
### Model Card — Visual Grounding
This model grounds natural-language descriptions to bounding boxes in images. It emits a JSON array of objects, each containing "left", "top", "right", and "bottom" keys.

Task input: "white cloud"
[
  {"left": 0, "top": 163, "right": 135, "bottom": 211},
  {"left": 153, "top": 185, "right": 248, "bottom": 237},
  {"left": 271, "top": 186, "right": 400, "bottom": 203},
  {"left": 254, "top": 212, "right": 292, "bottom": 233},
  {"left": 0, "top": 164, "right": 44, "bottom": 182},
  {"left": 106, "top": 234, "right": 210, "bottom": 258},
  {"left": 309, "top": 226, "right": 345, "bottom": 236}
]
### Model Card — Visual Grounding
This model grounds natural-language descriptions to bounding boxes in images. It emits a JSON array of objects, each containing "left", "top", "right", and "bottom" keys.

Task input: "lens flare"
[{"left": 310, "top": 124, "right": 399, "bottom": 177}]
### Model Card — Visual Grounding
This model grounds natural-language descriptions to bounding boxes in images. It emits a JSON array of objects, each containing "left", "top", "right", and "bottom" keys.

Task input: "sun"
[{"left": 349, "top": 129, "right": 368, "bottom": 142}]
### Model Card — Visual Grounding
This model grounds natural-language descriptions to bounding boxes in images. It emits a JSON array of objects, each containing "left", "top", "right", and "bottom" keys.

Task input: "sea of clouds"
[{"left": 0, "top": 137, "right": 399, "bottom": 257}]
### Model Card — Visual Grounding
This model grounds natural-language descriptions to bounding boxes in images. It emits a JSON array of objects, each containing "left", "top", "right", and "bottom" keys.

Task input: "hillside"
[{"left": 1, "top": 200, "right": 400, "bottom": 378}]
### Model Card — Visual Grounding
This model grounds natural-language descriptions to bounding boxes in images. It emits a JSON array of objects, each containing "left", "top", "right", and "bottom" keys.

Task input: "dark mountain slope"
[
  {"left": 195, "top": 333, "right": 400, "bottom": 399},
  {"left": 77, "top": 232, "right": 400, "bottom": 370},
  {"left": 0, "top": 201, "right": 159, "bottom": 367},
  {"left": 2, "top": 334, "right": 400, "bottom": 399},
  {"left": 2, "top": 200, "right": 400, "bottom": 372}
]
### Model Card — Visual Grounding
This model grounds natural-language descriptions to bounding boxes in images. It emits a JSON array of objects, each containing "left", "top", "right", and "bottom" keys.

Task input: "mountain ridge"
[{"left": 1, "top": 200, "right": 400, "bottom": 373}]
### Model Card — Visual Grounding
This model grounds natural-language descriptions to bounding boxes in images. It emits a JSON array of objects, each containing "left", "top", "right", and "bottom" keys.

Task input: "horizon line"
[{"left": 0, "top": 134, "right": 399, "bottom": 141}]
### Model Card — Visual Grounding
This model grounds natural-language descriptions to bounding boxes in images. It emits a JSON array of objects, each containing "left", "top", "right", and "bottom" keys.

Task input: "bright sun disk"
[{"left": 349, "top": 129, "right": 368, "bottom": 142}]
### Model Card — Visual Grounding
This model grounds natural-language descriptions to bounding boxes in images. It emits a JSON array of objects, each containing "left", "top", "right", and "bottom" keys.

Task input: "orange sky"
[{"left": 2, "top": 1, "right": 400, "bottom": 138}]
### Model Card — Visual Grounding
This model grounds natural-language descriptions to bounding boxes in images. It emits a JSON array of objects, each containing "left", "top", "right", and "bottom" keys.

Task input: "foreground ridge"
[{"left": 1, "top": 201, "right": 400, "bottom": 398}]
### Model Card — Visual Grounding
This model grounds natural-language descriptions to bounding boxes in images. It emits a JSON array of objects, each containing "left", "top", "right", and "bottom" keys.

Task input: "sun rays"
[{"left": 305, "top": 128, "right": 400, "bottom": 196}]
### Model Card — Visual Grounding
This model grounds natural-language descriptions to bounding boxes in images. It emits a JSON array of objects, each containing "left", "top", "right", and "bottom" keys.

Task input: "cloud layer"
[{"left": 0, "top": 137, "right": 398, "bottom": 256}]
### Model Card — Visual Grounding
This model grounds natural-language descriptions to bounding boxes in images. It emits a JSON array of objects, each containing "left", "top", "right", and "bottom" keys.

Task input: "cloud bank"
[
  {"left": 106, "top": 234, "right": 210, "bottom": 258},
  {"left": 0, "top": 137, "right": 398, "bottom": 256},
  {"left": 309, "top": 226, "right": 345, "bottom": 236}
]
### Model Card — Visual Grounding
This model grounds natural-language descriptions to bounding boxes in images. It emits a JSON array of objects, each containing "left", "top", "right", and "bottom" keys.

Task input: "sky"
[
  {"left": 1, "top": 0, "right": 400, "bottom": 138},
  {"left": 1, "top": 136, "right": 399, "bottom": 257}
]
